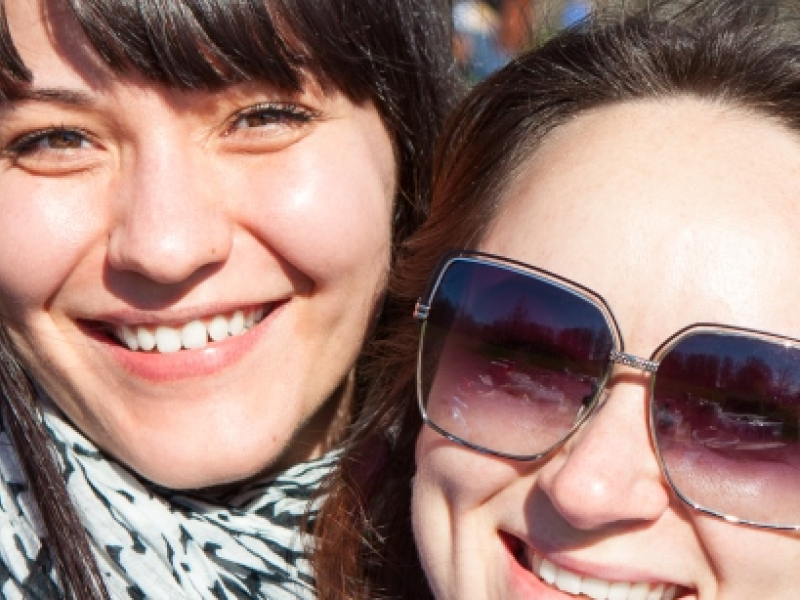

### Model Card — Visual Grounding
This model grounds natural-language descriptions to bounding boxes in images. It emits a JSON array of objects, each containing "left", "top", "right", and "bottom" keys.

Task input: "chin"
[{"left": 112, "top": 425, "right": 292, "bottom": 490}]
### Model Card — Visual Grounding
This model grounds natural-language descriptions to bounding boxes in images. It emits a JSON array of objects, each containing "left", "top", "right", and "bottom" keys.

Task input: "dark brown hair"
[
  {"left": 313, "top": 1, "right": 800, "bottom": 597},
  {"left": 0, "top": 0, "right": 459, "bottom": 597}
]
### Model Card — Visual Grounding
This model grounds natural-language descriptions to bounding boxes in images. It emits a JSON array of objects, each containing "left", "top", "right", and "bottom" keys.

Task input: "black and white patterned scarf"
[{"left": 0, "top": 401, "right": 335, "bottom": 599}]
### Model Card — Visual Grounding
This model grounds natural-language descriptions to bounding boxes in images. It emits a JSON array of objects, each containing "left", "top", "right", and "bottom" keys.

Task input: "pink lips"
[
  {"left": 504, "top": 534, "right": 579, "bottom": 599},
  {"left": 83, "top": 302, "right": 285, "bottom": 382}
]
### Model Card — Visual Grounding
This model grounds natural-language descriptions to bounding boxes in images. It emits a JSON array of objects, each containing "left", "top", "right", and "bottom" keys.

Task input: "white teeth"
[
  {"left": 609, "top": 582, "right": 631, "bottom": 600},
  {"left": 582, "top": 578, "right": 610, "bottom": 599},
  {"left": 532, "top": 553, "right": 543, "bottom": 574},
  {"left": 208, "top": 315, "right": 229, "bottom": 342},
  {"left": 630, "top": 582, "right": 651, "bottom": 600},
  {"left": 229, "top": 310, "right": 245, "bottom": 335},
  {"left": 120, "top": 326, "right": 139, "bottom": 351},
  {"left": 181, "top": 320, "right": 208, "bottom": 350},
  {"left": 526, "top": 548, "right": 681, "bottom": 600},
  {"left": 555, "top": 566, "right": 582, "bottom": 595},
  {"left": 540, "top": 558, "right": 557, "bottom": 585},
  {"left": 113, "top": 307, "right": 267, "bottom": 353},
  {"left": 155, "top": 325, "right": 182, "bottom": 353},
  {"left": 137, "top": 327, "right": 156, "bottom": 351}
]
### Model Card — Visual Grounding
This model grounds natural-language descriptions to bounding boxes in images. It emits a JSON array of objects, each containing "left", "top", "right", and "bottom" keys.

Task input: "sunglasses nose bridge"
[{"left": 609, "top": 350, "right": 659, "bottom": 373}]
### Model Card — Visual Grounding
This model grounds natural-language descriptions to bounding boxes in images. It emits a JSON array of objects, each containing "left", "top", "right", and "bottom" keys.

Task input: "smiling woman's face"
[
  {"left": 412, "top": 99, "right": 800, "bottom": 600},
  {"left": 0, "top": 0, "right": 395, "bottom": 488}
]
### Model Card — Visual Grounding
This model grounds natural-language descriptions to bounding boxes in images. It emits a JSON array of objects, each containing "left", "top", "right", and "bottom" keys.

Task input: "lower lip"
[
  {"left": 502, "top": 534, "right": 579, "bottom": 600},
  {"left": 83, "top": 303, "right": 285, "bottom": 382}
]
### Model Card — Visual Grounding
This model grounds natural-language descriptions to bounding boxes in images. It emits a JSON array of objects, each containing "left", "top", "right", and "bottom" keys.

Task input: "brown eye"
[
  {"left": 230, "top": 103, "right": 317, "bottom": 132},
  {"left": 46, "top": 130, "right": 85, "bottom": 149},
  {"left": 3, "top": 127, "right": 100, "bottom": 175},
  {"left": 242, "top": 112, "right": 280, "bottom": 128},
  {"left": 7, "top": 128, "right": 90, "bottom": 157}
]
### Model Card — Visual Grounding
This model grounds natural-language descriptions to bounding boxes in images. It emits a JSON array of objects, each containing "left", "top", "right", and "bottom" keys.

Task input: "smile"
[
  {"left": 110, "top": 306, "right": 269, "bottom": 353},
  {"left": 519, "top": 546, "right": 681, "bottom": 600}
]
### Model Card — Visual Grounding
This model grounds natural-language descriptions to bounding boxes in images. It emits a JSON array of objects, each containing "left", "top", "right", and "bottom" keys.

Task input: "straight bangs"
[{"left": 0, "top": 0, "right": 390, "bottom": 101}]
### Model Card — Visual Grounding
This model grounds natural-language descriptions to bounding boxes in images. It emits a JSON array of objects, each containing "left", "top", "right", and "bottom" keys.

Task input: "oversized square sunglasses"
[{"left": 414, "top": 251, "right": 800, "bottom": 530}]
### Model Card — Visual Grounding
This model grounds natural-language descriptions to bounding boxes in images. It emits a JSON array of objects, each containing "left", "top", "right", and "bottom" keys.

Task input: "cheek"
[
  {"left": 413, "top": 429, "right": 458, "bottom": 595},
  {"left": 0, "top": 177, "right": 102, "bottom": 310},
  {"left": 413, "top": 428, "right": 526, "bottom": 597},
  {"left": 414, "top": 427, "right": 525, "bottom": 521},
  {"left": 693, "top": 518, "right": 800, "bottom": 597},
  {"left": 238, "top": 117, "right": 396, "bottom": 288}
]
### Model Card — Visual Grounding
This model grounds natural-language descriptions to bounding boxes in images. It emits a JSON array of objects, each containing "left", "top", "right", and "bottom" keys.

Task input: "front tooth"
[
  {"left": 182, "top": 320, "right": 208, "bottom": 349},
  {"left": 137, "top": 327, "right": 156, "bottom": 351},
  {"left": 245, "top": 310, "right": 256, "bottom": 328},
  {"left": 538, "top": 558, "right": 557, "bottom": 585},
  {"left": 554, "top": 566, "right": 581, "bottom": 595},
  {"left": 629, "top": 582, "right": 650, "bottom": 600},
  {"left": 647, "top": 584, "right": 665, "bottom": 600},
  {"left": 229, "top": 310, "right": 245, "bottom": 335},
  {"left": 119, "top": 326, "right": 139, "bottom": 351},
  {"left": 581, "top": 577, "right": 610, "bottom": 599},
  {"left": 155, "top": 325, "right": 182, "bottom": 353},
  {"left": 208, "top": 315, "right": 229, "bottom": 342},
  {"left": 609, "top": 581, "right": 631, "bottom": 600}
]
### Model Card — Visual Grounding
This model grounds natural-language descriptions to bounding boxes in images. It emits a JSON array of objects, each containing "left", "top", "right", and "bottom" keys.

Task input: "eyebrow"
[{"left": 3, "top": 87, "right": 95, "bottom": 108}]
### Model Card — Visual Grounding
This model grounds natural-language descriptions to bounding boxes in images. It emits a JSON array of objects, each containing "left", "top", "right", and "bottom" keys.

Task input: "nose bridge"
[
  {"left": 536, "top": 375, "right": 670, "bottom": 530},
  {"left": 108, "top": 123, "right": 232, "bottom": 283}
]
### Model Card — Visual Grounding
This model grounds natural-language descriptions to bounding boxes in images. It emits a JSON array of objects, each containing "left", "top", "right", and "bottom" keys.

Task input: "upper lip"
[{"left": 80, "top": 299, "right": 286, "bottom": 327}]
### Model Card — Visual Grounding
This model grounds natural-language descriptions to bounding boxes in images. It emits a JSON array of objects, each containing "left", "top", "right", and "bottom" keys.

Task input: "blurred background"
[{"left": 453, "top": 0, "right": 598, "bottom": 82}]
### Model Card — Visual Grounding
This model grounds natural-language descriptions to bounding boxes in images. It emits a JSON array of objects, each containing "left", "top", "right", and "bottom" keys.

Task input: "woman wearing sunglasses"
[
  {"left": 315, "top": 1, "right": 800, "bottom": 598},
  {"left": 0, "top": 0, "right": 457, "bottom": 598}
]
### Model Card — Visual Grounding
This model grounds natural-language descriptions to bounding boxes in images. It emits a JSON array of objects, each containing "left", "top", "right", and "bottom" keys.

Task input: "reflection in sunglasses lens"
[
  {"left": 421, "top": 260, "right": 614, "bottom": 457},
  {"left": 654, "top": 332, "right": 800, "bottom": 526}
]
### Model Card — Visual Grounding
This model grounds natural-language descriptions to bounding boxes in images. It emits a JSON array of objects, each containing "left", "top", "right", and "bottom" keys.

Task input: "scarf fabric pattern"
[{"left": 0, "top": 403, "right": 334, "bottom": 599}]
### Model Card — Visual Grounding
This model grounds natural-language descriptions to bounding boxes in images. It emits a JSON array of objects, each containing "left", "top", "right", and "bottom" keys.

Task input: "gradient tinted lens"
[
  {"left": 653, "top": 331, "right": 800, "bottom": 526},
  {"left": 419, "top": 259, "right": 616, "bottom": 458}
]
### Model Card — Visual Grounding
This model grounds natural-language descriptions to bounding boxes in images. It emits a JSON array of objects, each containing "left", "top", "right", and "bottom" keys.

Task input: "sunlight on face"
[
  {"left": 0, "top": 0, "right": 396, "bottom": 488},
  {"left": 413, "top": 99, "right": 800, "bottom": 600}
]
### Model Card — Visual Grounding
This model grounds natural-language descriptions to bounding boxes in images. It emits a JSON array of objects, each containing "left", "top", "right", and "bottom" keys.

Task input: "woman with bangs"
[
  {"left": 315, "top": 1, "right": 800, "bottom": 598},
  {"left": 0, "top": 0, "right": 457, "bottom": 597}
]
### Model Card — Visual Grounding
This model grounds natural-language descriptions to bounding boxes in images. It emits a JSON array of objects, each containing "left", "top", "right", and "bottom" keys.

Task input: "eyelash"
[
  {"left": 4, "top": 126, "right": 92, "bottom": 159},
  {"left": 227, "top": 102, "right": 320, "bottom": 133},
  {"left": 1, "top": 101, "right": 318, "bottom": 160}
]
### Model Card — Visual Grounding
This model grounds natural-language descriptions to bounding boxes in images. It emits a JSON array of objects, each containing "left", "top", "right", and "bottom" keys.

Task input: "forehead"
[
  {"left": 6, "top": 0, "right": 133, "bottom": 90},
  {"left": 480, "top": 99, "right": 800, "bottom": 349}
]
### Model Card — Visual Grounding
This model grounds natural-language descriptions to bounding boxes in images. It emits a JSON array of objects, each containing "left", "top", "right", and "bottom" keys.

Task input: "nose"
[
  {"left": 535, "top": 376, "right": 671, "bottom": 530},
  {"left": 107, "top": 134, "right": 232, "bottom": 284}
]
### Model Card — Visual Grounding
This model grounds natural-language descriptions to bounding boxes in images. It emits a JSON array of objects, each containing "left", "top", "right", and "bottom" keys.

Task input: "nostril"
[
  {"left": 107, "top": 233, "right": 228, "bottom": 284},
  {"left": 107, "top": 196, "right": 232, "bottom": 285}
]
